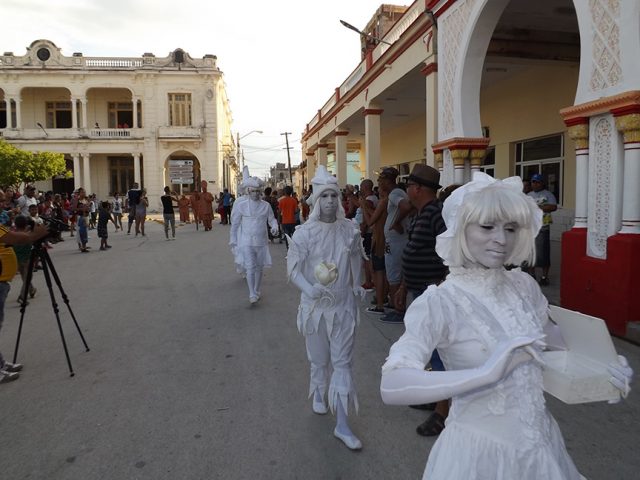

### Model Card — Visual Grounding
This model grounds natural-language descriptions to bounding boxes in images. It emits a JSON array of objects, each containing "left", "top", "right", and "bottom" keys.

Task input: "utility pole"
[{"left": 281, "top": 132, "right": 293, "bottom": 184}]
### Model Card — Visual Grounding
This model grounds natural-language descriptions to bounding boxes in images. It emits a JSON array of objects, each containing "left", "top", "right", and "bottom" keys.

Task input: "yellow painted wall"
[
  {"left": 480, "top": 62, "right": 579, "bottom": 208},
  {"left": 378, "top": 115, "right": 425, "bottom": 172}
]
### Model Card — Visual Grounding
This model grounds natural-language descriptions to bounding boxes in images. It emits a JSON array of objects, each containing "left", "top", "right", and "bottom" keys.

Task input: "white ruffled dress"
[{"left": 383, "top": 267, "right": 584, "bottom": 480}]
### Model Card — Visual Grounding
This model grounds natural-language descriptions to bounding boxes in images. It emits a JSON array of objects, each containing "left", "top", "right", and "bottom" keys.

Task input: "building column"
[
  {"left": 434, "top": 149, "right": 443, "bottom": 174},
  {"left": 614, "top": 109, "right": 640, "bottom": 234},
  {"left": 469, "top": 147, "right": 487, "bottom": 177},
  {"left": 422, "top": 56, "right": 438, "bottom": 167},
  {"left": 306, "top": 151, "right": 316, "bottom": 184},
  {"left": 316, "top": 143, "right": 328, "bottom": 167},
  {"left": 566, "top": 118, "right": 590, "bottom": 228},
  {"left": 364, "top": 107, "right": 383, "bottom": 180},
  {"left": 80, "top": 97, "right": 88, "bottom": 129},
  {"left": 82, "top": 153, "right": 91, "bottom": 193},
  {"left": 450, "top": 148, "right": 469, "bottom": 185},
  {"left": 71, "top": 97, "right": 79, "bottom": 129},
  {"left": 335, "top": 131, "right": 348, "bottom": 186},
  {"left": 5, "top": 98, "right": 12, "bottom": 128},
  {"left": 13, "top": 97, "right": 22, "bottom": 129},
  {"left": 133, "top": 153, "right": 141, "bottom": 184},
  {"left": 133, "top": 97, "right": 139, "bottom": 128},
  {"left": 72, "top": 154, "right": 81, "bottom": 190}
]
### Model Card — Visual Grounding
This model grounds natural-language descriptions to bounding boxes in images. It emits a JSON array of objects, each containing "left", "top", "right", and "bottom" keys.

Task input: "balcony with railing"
[{"left": 1, "top": 127, "right": 143, "bottom": 141}]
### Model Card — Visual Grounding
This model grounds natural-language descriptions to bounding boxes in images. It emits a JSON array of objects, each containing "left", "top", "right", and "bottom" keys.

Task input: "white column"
[
  {"left": 316, "top": 144, "right": 328, "bottom": 167},
  {"left": 364, "top": 107, "right": 383, "bottom": 180},
  {"left": 71, "top": 97, "right": 78, "bottom": 129},
  {"left": 133, "top": 98, "right": 139, "bottom": 128},
  {"left": 80, "top": 97, "right": 88, "bottom": 129},
  {"left": 133, "top": 153, "right": 141, "bottom": 184},
  {"left": 13, "top": 98, "right": 21, "bottom": 129},
  {"left": 566, "top": 122, "right": 589, "bottom": 228},
  {"left": 306, "top": 152, "right": 316, "bottom": 184},
  {"left": 5, "top": 98, "right": 12, "bottom": 128},
  {"left": 72, "top": 154, "right": 81, "bottom": 190},
  {"left": 335, "top": 131, "right": 348, "bottom": 186},
  {"left": 619, "top": 142, "right": 640, "bottom": 233},
  {"left": 82, "top": 153, "right": 91, "bottom": 193}
]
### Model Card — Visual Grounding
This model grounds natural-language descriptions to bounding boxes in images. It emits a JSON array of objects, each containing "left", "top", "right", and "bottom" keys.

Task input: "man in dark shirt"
[
  {"left": 161, "top": 186, "right": 178, "bottom": 240},
  {"left": 394, "top": 164, "right": 449, "bottom": 438}
]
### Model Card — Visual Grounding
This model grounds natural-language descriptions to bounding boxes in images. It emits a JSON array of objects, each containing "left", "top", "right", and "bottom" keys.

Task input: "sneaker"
[
  {"left": 539, "top": 276, "right": 549, "bottom": 286},
  {"left": 361, "top": 282, "right": 375, "bottom": 291},
  {"left": 0, "top": 369, "right": 19, "bottom": 383},
  {"left": 3, "top": 362, "right": 23, "bottom": 373},
  {"left": 371, "top": 298, "right": 391, "bottom": 308},
  {"left": 366, "top": 306, "right": 386, "bottom": 315},
  {"left": 380, "top": 311, "right": 404, "bottom": 324}
]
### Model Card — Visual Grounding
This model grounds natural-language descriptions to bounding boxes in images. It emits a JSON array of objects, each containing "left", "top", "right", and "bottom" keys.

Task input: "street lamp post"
[{"left": 237, "top": 130, "right": 263, "bottom": 168}]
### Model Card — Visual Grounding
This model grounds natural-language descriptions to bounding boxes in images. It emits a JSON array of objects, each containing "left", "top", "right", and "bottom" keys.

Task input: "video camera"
[{"left": 25, "top": 216, "right": 70, "bottom": 242}]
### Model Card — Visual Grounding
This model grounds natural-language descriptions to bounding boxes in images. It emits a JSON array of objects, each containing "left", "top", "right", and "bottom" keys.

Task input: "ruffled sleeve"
[{"left": 382, "top": 285, "right": 451, "bottom": 374}]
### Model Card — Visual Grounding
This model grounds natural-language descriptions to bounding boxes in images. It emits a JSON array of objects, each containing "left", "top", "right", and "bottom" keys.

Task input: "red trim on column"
[
  {"left": 421, "top": 63, "right": 438, "bottom": 76},
  {"left": 317, "top": 143, "right": 328, "bottom": 148},
  {"left": 611, "top": 105, "right": 640, "bottom": 116},
  {"left": 363, "top": 109, "right": 384, "bottom": 116},
  {"left": 564, "top": 116, "right": 588, "bottom": 127},
  {"left": 335, "top": 87, "right": 341, "bottom": 101},
  {"left": 335, "top": 131, "right": 349, "bottom": 136}
]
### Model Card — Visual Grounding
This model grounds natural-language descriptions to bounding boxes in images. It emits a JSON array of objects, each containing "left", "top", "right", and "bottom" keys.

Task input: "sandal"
[{"left": 416, "top": 412, "right": 446, "bottom": 437}]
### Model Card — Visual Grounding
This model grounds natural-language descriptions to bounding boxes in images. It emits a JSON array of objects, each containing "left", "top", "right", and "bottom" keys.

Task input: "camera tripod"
[{"left": 13, "top": 240, "right": 90, "bottom": 376}]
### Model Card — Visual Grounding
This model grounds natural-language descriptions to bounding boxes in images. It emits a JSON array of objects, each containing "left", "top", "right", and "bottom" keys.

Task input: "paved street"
[{"left": 1, "top": 218, "right": 638, "bottom": 480}]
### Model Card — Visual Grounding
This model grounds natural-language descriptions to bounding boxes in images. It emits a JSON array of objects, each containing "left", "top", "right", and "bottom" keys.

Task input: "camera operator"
[{"left": 0, "top": 190, "right": 49, "bottom": 383}]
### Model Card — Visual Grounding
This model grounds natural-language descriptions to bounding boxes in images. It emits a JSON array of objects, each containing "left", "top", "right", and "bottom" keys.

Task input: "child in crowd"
[{"left": 97, "top": 201, "right": 116, "bottom": 250}]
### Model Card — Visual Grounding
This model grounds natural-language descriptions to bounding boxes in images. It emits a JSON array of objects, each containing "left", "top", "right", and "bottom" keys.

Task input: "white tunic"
[
  {"left": 383, "top": 267, "right": 583, "bottom": 480},
  {"left": 229, "top": 199, "right": 278, "bottom": 271}
]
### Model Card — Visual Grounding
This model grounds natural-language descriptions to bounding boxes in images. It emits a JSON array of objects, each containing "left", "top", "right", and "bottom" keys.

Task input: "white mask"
[
  {"left": 318, "top": 190, "right": 339, "bottom": 221},
  {"left": 464, "top": 221, "right": 518, "bottom": 269},
  {"left": 248, "top": 188, "right": 261, "bottom": 201}
]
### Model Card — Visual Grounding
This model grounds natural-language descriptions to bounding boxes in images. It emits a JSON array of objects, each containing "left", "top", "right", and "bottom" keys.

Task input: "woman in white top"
[{"left": 380, "top": 172, "right": 633, "bottom": 479}]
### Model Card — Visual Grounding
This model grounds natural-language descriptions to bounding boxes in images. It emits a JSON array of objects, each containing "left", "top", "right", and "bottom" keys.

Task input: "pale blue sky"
[{"left": 2, "top": 0, "right": 397, "bottom": 177}]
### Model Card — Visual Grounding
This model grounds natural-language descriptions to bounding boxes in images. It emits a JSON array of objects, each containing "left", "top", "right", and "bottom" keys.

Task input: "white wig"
[{"left": 436, "top": 172, "right": 542, "bottom": 267}]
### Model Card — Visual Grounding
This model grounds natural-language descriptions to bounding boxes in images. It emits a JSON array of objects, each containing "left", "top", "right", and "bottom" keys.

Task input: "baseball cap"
[{"left": 531, "top": 173, "right": 543, "bottom": 182}]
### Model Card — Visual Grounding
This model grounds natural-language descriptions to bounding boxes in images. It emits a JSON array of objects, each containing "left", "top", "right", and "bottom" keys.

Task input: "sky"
[{"left": 1, "top": 0, "right": 397, "bottom": 178}]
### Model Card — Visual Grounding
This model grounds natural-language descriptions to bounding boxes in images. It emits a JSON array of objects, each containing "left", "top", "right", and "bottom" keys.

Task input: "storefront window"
[{"left": 515, "top": 134, "right": 563, "bottom": 204}]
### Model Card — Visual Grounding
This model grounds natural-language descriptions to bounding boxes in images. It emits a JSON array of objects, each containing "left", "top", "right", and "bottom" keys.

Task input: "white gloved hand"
[
  {"left": 309, "top": 283, "right": 328, "bottom": 300},
  {"left": 608, "top": 355, "right": 633, "bottom": 403},
  {"left": 481, "top": 336, "right": 543, "bottom": 385},
  {"left": 352, "top": 286, "right": 366, "bottom": 300},
  {"left": 271, "top": 228, "right": 279, "bottom": 237}
]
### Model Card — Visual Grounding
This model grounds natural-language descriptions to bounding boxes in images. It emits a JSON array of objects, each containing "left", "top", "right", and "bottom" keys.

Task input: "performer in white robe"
[
  {"left": 286, "top": 165, "right": 366, "bottom": 450},
  {"left": 380, "top": 172, "right": 633, "bottom": 479},
  {"left": 229, "top": 172, "right": 279, "bottom": 304}
]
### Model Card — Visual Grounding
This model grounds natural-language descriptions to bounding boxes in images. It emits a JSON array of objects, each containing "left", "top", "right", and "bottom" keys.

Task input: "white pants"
[{"left": 305, "top": 314, "right": 358, "bottom": 414}]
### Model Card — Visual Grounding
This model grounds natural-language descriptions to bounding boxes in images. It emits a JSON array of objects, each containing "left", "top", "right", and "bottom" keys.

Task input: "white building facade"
[{"left": 0, "top": 39, "right": 238, "bottom": 208}]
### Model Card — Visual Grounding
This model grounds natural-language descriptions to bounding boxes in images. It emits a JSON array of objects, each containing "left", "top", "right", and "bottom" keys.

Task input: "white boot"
[
  {"left": 312, "top": 388, "right": 328, "bottom": 415},
  {"left": 246, "top": 271, "right": 258, "bottom": 303},
  {"left": 254, "top": 268, "right": 263, "bottom": 300},
  {"left": 334, "top": 395, "right": 361, "bottom": 450}
]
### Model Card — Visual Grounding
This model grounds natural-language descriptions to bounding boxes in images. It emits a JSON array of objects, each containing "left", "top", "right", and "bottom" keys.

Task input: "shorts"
[
  {"left": 362, "top": 232, "right": 372, "bottom": 256},
  {"left": 371, "top": 254, "right": 385, "bottom": 272},
  {"left": 384, "top": 233, "right": 407, "bottom": 285},
  {"left": 534, "top": 228, "right": 551, "bottom": 267}
]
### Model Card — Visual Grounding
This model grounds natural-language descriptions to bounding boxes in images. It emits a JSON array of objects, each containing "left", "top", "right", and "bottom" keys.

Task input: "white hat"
[
  {"left": 311, "top": 165, "right": 340, "bottom": 204},
  {"left": 239, "top": 166, "right": 263, "bottom": 189}
]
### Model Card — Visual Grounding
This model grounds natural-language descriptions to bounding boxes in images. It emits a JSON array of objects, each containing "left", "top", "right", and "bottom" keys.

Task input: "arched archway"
[{"left": 164, "top": 150, "right": 201, "bottom": 193}]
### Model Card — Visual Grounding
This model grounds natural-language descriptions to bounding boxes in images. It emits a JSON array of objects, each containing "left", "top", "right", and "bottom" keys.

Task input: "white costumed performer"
[
  {"left": 380, "top": 172, "right": 633, "bottom": 479},
  {"left": 286, "top": 165, "right": 366, "bottom": 450},
  {"left": 229, "top": 171, "right": 279, "bottom": 304}
]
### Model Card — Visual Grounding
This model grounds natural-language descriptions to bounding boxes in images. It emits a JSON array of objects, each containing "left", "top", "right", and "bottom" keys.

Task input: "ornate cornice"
[
  {"left": 363, "top": 108, "right": 384, "bottom": 116},
  {"left": 432, "top": 136, "right": 490, "bottom": 151},
  {"left": 560, "top": 91, "right": 640, "bottom": 121}
]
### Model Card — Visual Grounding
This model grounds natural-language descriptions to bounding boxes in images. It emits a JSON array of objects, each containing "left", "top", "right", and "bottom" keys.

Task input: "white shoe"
[
  {"left": 249, "top": 296, "right": 259, "bottom": 304},
  {"left": 0, "top": 369, "right": 20, "bottom": 383},
  {"left": 312, "top": 399, "right": 328, "bottom": 415},
  {"left": 333, "top": 428, "right": 362, "bottom": 450}
]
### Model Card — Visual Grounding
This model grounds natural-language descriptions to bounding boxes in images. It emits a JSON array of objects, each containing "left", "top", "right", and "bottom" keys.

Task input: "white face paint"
[
  {"left": 464, "top": 221, "right": 518, "bottom": 269},
  {"left": 248, "top": 188, "right": 261, "bottom": 201},
  {"left": 318, "top": 190, "right": 339, "bottom": 221}
]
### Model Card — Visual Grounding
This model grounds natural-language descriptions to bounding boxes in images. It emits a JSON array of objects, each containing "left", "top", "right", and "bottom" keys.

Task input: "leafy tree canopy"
[{"left": 0, "top": 140, "right": 68, "bottom": 189}]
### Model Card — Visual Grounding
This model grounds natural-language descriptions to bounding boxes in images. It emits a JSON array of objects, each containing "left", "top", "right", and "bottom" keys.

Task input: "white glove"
[
  {"left": 608, "top": 355, "right": 633, "bottom": 403},
  {"left": 352, "top": 286, "right": 366, "bottom": 300},
  {"left": 271, "top": 228, "right": 279, "bottom": 236}
]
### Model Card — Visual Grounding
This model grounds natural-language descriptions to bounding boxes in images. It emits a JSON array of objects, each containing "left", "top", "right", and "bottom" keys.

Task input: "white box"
[{"left": 541, "top": 305, "right": 620, "bottom": 404}]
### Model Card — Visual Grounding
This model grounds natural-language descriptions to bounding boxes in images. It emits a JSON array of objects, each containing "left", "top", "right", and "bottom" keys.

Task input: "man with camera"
[
  {"left": 0, "top": 189, "right": 49, "bottom": 383},
  {"left": 126, "top": 183, "right": 141, "bottom": 235}
]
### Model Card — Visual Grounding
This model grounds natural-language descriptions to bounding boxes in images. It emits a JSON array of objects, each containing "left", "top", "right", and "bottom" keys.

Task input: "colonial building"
[
  {"left": 0, "top": 39, "right": 239, "bottom": 208},
  {"left": 301, "top": 0, "right": 640, "bottom": 338}
]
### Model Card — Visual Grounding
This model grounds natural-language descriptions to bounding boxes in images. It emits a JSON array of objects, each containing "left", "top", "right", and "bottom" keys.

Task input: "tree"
[{"left": 0, "top": 140, "right": 68, "bottom": 188}]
